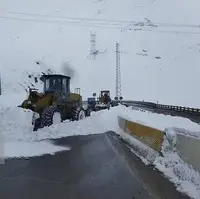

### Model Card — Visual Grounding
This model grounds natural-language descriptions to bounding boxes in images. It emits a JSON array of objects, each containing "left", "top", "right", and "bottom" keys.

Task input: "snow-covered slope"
[{"left": 1, "top": 0, "right": 200, "bottom": 106}]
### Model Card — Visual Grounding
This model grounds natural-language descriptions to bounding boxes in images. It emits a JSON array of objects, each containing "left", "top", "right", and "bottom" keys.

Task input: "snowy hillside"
[{"left": 1, "top": 0, "right": 200, "bottom": 107}]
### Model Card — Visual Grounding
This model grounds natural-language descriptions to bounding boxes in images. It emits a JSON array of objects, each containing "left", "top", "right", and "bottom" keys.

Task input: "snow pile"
[
  {"left": 4, "top": 141, "right": 70, "bottom": 158},
  {"left": 0, "top": 106, "right": 120, "bottom": 144},
  {"left": 154, "top": 137, "right": 200, "bottom": 199},
  {"left": 0, "top": 105, "right": 121, "bottom": 158},
  {"left": 165, "top": 128, "right": 178, "bottom": 149},
  {"left": 0, "top": 107, "right": 72, "bottom": 158},
  {"left": 0, "top": 107, "right": 70, "bottom": 158},
  {"left": 0, "top": 107, "right": 33, "bottom": 143},
  {"left": 168, "top": 127, "right": 200, "bottom": 140},
  {"left": 120, "top": 106, "right": 200, "bottom": 133}
]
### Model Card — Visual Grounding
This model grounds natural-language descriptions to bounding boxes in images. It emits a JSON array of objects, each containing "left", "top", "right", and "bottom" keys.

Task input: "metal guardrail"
[
  {"left": 120, "top": 100, "right": 156, "bottom": 107},
  {"left": 121, "top": 100, "right": 200, "bottom": 116},
  {"left": 156, "top": 104, "right": 200, "bottom": 114},
  {"left": 83, "top": 99, "right": 200, "bottom": 116}
]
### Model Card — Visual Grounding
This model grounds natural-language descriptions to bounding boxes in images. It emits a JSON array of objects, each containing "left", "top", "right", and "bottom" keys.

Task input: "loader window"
[
  {"left": 44, "top": 77, "right": 62, "bottom": 93},
  {"left": 44, "top": 78, "right": 50, "bottom": 93},
  {"left": 62, "top": 78, "right": 67, "bottom": 94},
  {"left": 52, "top": 79, "right": 62, "bottom": 91}
]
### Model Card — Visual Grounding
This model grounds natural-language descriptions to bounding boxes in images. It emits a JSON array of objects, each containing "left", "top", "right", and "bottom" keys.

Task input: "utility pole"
[
  {"left": 87, "top": 32, "right": 107, "bottom": 59},
  {"left": 89, "top": 32, "right": 99, "bottom": 60},
  {"left": 115, "top": 42, "right": 123, "bottom": 101}
]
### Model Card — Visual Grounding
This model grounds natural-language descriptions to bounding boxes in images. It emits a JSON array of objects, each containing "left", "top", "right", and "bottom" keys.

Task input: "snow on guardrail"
[{"left": 120, "top": 100, "right": 200, "bottom": 115}]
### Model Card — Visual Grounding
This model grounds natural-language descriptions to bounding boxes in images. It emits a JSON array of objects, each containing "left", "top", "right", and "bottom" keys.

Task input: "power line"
[
  {"left": 1, "top": 15, "right": 200, "bottom": 35},
  {"left": 7, "top": 11, "right": 200, "bottom": 29},
  {"left": 8, "top": 11, "right": 135, "bottom": 24},
  {"left": 129, "top": 28, "right": 200, "bottom": 35},
  {"left": 0, "top": 15, "right": 124, "bottom": 30},
  {"left": 6, "top": 11, "right": 132, "bottom": 28}
]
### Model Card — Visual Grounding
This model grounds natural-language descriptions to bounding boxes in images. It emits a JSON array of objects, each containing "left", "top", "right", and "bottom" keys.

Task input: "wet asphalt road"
[{"left": 0, "top": 132, "right": 189, "bottom": 199}]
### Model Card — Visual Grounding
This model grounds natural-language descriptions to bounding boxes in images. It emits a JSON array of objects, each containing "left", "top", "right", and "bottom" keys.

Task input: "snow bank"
[
  {"left": 154, "top": 137, "right": 200, "bottom": 199},
  {"left": 4, "top": 141, "right": 70, "bottom": 159},
  {"left": 0, "top": 107, "right": 33, "bottom": 143},
  {"left": 0, "top": 106, "right": 120, "bottom": 143},
  {"left": 0, "top": 107, "right": 71, "bottom": 158},
  {"left": 120, "top": 106, "right": 200, "bottom": 134},
  {"left": 1, "top": 105, "right": 200, "bottom": 156},
  {"left": 0, "top": 105, "right": 121, "bottom": 159}
]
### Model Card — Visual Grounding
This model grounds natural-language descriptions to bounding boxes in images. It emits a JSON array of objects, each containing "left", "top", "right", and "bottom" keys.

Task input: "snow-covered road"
[
  {"left": 0, "top": 132, "right": 189, "bottom": 199},
  {"left": 1, "top": 105, "right": 200, "bottom": 198}
]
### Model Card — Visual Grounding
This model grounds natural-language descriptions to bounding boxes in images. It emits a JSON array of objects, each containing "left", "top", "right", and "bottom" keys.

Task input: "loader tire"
[
  {"left": 85, "top": 108, "right": 93, "bottom": 117},
  {"left": 72, "top": 107, "right": 86, "bottom": 121},
  {"left": 107, "top": 103, "right": 111, "bottom": 110},
  {"left": 40, "top": 105, "right": 62, "bottom": 128},
  {"left": 33, "top": 118, "right": 41, "bottom": 131}
]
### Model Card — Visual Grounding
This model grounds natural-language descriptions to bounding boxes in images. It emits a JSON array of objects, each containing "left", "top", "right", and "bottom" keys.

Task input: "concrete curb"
[{"left": 118, "top": 116, "right": 164, "bottom": 152}]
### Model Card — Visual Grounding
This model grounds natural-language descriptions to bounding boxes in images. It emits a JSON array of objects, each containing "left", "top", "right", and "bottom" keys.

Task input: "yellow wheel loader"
[
  {"left": 20, "top": 74, "right": 89, "bottom": 131},
  {"left": 95, "top": 90, "right": 112, "bottom": 111}
]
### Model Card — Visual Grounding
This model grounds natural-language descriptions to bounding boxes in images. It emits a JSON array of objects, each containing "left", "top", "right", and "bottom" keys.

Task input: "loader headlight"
[{"left": 30, "top": 104, "right": 36, "bottom": 111}]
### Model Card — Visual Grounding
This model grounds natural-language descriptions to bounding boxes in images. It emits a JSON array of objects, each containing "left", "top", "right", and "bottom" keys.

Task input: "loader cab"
[
  {"left": 100, "top": 90, "right": 110, "bottom": 97},
  {"left": 41, "top": 74, "right": 70, "bottom": 95},
  {"left": 99, "top": 90, "right": 111, "bottom": 103},
  {"left": 100, "top": 90, "right": 110, "bottom": 100}
]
